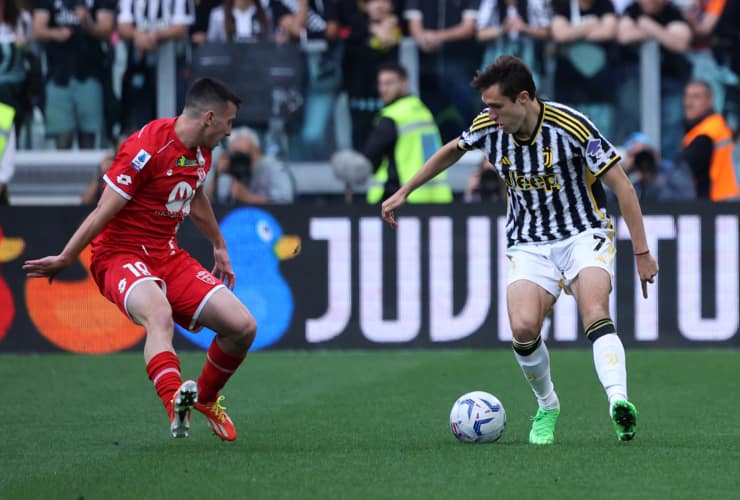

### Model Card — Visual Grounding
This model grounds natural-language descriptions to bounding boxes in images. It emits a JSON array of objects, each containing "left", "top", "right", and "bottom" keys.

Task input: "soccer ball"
[{"left": 449, "top": 391, "right": 506, "bottom": 443}]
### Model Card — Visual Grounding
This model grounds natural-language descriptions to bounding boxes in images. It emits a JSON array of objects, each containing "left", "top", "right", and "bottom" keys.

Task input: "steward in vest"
[
  {"left": 680, "top": 80, "right": 740, "bottom": 201},
  {"left": 0, "top": 102, "right": 16, "bottom": 206},
  {"left": 362, "top": 63, "right": 453, "bottom": 204}
]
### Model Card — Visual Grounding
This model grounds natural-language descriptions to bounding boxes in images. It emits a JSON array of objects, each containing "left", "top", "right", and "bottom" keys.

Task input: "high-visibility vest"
[
  {"left": 367, "top": 95, "right": 453, "bottom": 204},
  {"left": 0, "top": 102, "right": 15, "bottom": 160},
  {"left": 682, "top": 113, "right": 740, "bottom": 201}
]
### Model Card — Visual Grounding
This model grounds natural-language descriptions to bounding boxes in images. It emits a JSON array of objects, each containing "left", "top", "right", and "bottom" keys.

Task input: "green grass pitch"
[{"left": 1, "top": 349, "right": 738, "bottom": 499}]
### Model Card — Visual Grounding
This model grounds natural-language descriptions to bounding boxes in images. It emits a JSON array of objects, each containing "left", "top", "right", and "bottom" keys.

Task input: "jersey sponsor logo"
[
  {"left": 131, "top": 149, "right": 152, "bottom": 171},
  {"left": 117, "top": 174, "right": 132, "bottom": 186},
  {"left": 196, "top": 270, "right": 216, "bottom": 285},
  {"left": 175, "top": 155, "right": 200, "bottom": 167},
  {"left": 586, "top": 139, "right": 604, "bottom": 161},
  {"left": 155, "top": 181, "right": 195, "bottom": 217},
  {"left": 504, "top": 171, "right": 561, "bottom": 192}
]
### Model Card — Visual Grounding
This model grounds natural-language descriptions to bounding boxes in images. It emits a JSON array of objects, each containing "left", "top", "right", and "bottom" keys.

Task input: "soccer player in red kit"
[{"left": 24, "top": 78, "right": 252, "bottom": 441}]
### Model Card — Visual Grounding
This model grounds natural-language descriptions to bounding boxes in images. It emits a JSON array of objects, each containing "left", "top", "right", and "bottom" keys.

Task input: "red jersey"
[{"left": 93, "top": 117, "right": 213, "bottom": 254}]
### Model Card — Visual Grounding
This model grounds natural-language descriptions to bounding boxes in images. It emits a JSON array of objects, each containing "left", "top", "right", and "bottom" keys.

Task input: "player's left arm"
[
  {"left": 600, "top": 165, "right": 659, "bottom": 298},
  {"left": 189, "top": 187, "right": 235, "bottom": 288}
]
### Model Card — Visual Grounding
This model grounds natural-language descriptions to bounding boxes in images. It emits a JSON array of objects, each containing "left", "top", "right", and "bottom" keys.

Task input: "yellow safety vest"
[
  {"left": 0, "top": 102, "right": 15, "bottom": 160},
  {"left": 367, "top": 95, "right": 453, "bottom": 204}
]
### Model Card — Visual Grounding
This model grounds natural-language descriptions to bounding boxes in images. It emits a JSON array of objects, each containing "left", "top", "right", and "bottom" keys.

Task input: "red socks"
[
  {"left": 197, "top": 341, "right": 245, "bottom": 404},
  {"left": 146, "top": 351, "right": 182, "bottom": 412}
]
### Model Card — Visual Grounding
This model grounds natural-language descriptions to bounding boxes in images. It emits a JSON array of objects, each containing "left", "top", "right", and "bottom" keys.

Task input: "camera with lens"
[
  {"left": 478, "top": 168, "right": 503, "bottom": 201},
  {"left": 228, "top": 151, "right": 253, "bottom": 184}
]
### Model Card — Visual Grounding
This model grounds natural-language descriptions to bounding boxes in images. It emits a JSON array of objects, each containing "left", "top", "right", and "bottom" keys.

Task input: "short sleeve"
[
  {"left": 103, "top": 134, "right": 155, "bottom": 200},
  {"left": 458, "top": 109, "right": 497, "bottom": 152}
]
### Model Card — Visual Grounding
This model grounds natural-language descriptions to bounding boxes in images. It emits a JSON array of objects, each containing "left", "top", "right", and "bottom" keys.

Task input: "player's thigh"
[
  {"left": 197, "top": 287, "right": 256, "bottom": 338},
  {"left": 158, "top": 250, "right": 250, "bottom": 334},
  {"left": 72, "top": 77, "right": 103, "bottom": 134},
  {"left": 126, "top": 279, "right": 173, "bottom": 329},
  {"left": 558, "top": 228, "right": 615, "bottom": 288},
  {"left": 569, "top": 267, "right": 612, "bottom": 327},
  {"left": 44, "top": 82, "right": 75, "bottom": 135},
  {"left": 506, "top": 245, "right": 560, "bottom": 340}
]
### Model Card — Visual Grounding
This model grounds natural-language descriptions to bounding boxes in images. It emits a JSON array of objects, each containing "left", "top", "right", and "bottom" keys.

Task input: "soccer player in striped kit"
[{"left": 381, "top": 55, "right": 659, "bottom": 444}]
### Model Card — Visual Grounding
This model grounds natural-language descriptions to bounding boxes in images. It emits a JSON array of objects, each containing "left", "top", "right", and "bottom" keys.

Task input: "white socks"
[
  {"left": 592, "top": 333, "right": 628, "bottom": 413},
  {"left": 514, "top": 341, "right": 560, "bottom": 410}
]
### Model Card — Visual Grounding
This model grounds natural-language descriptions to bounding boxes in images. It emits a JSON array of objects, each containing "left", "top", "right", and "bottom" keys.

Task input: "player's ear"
[{"left": 204, "top": 110, "right": 215, "bottom": 126}]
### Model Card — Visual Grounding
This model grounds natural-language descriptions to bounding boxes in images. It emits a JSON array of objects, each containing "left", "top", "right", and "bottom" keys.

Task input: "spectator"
[
  {"left": 190, "top": 0, "right": 221, "bottom": 45},
  {"left": 678, "top": 80, "right": 740, "bottom": 200},
  {"left": 343, "top": 0, "right": 401, "bottom": 150},
  {"left": 551, "top": 0, "right": 617, "bottom": 138},
  {"left": 683, "top": 0, "right": 737, "bottom": 119},
  {"left": 617, "top": 0, "right": 692, "bottom": 158},
  {"left": 464, "top": 159, "right": 504, "bottom": 202},
  {"left": 117, "top": 0, "right": 195, "bottom": 132},
  {"left": 404, "top": 0, "right": 480, "bottom": 142},
  {"left": 363, "top": 62, "right": 452, "bottom": 203},
  {"left": 0, "top": 0, "right": 32, "bottom": 139},
  {"left": 0, "top": 102, "right": 15, "bottom": 204},
  {"left": 32, "top": 0, "right": 115, "bottom": 149},
  {"left": 206, "top": 0, "right": 273, "bottom": 42},
  {"left": 210, "top": 126, "right": 296, "bottom": 204},
  {"left": 274, "top": 0, "right": 342, "bottom": 160},
  {"left": 712, "top": 0, "right": 740, "bottom": 131},
  {"left": 477, "top": 0, "right": 551, "bottom": 89}
]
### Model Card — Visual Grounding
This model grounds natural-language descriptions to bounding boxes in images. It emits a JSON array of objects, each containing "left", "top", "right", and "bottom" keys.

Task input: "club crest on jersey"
[
  {"left": 176, "top": 155, "right": 200, "bottom": 167},
  {"left": 542, "top": 146, "right": 553, "bottom": 168},
  {"left": 131, "top": 149, "right": 152, "bottom": 171},
  {"left": 586, "top": 139, "right": 604, "bottom": 161},
  {"left": 196, "top": 270, "right": 216, "bottom": 285}
]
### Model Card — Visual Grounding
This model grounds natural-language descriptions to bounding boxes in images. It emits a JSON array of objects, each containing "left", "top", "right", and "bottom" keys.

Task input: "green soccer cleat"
[
  {"left": 529, "top": 407, "right": 560, "bottom": 445},
  {"left": 611, "top": 400, "right": 638, "bottom": 441}
]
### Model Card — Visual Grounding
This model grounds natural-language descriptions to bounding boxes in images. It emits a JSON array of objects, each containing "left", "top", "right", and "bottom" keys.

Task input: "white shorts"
[{"left": 506, "top": 228, "right": 616, "bottom": 298}]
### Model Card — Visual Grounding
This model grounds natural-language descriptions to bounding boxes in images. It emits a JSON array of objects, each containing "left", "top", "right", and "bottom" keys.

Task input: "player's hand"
[
  {"left": 212, "top": 247, "right": 236, "bottom": 289},
  {"left": 22, "top": 254, "right": 73, "bottom": 284},
  {"left": 381, "top": 189, "right": 408, "bottom": 229},
  {"left": 636, "top": 252, "right": 659, "bottom": 299}
]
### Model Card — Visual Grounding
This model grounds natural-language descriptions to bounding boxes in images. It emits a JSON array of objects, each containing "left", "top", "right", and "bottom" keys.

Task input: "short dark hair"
[
  {"left": 471, "top": 56, "right": 536, "bottom": 101},
  {"left": 184, "top": 78, "right": 241, "bottom": 116},
  {"left": 377, "top": 62, "right": 408, "bottom": 80}
]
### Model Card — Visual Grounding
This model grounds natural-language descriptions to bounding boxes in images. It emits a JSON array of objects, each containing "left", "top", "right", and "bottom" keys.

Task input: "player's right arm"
[
  {"left": 23, "top": 188, "right": 128, "bottom": 282},
  {"left": 381, "top": 138, "right": 464, "bottom": 228}
]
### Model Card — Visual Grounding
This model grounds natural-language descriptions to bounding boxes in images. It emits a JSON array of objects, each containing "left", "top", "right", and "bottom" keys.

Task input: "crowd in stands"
[{"left": 1, "top": 0, "right": 738, "bottom": 204}]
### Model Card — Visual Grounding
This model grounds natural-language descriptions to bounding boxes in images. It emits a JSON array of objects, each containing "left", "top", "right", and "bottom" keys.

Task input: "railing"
[{"left": 9, "top": 38, "right": 662, "bottom": 205}]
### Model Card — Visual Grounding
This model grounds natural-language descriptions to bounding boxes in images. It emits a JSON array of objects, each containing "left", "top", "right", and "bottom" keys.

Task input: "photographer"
[
  {"left": 209, "top": 126, "right": 296, "bottom": 205},
  {"left": 464, "top": 159, "right": 504, "bottom": 202}
]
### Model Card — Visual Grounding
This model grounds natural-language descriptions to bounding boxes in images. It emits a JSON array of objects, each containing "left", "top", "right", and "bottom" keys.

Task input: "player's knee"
[
  {"left": 510, "top": 317, "right": 541, "bottom": 342},
  {"left": 234, "top": 313, "right": 257, "bottom": 348}
]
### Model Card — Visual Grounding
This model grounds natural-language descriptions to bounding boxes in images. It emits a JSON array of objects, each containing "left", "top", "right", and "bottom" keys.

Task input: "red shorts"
[{"left": 90, "top": 247, "right": 225, "bottom": 331}]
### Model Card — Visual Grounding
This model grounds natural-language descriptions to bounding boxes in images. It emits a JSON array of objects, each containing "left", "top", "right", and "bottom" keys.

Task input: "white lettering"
[
  {"left": 360, "top": 217, "right": 421, "bottom": 342},
  {"left": 429, "top": 217, "right": 491, "bottom": 342},
  {"left": 305, "top": 218, "right": 352, "bottom": 343},
  {"left": 678, "top": 215, "right": 739, "bottom": 340}
]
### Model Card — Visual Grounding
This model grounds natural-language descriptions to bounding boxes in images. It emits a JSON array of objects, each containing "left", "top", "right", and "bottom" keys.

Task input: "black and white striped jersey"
[{"left": 458, "top": 100, "right": 620, "bottom": 247}]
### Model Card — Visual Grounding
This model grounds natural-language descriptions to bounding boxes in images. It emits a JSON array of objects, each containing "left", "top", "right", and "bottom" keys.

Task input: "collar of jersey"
[{"left": 512, "top": 99, "right": 545, "bottom": 147}]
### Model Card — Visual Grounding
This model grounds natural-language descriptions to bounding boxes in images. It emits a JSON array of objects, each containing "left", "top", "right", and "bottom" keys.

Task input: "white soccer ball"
[{"left": 449, "top": 391, "right": 506, "bottom": 443}]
